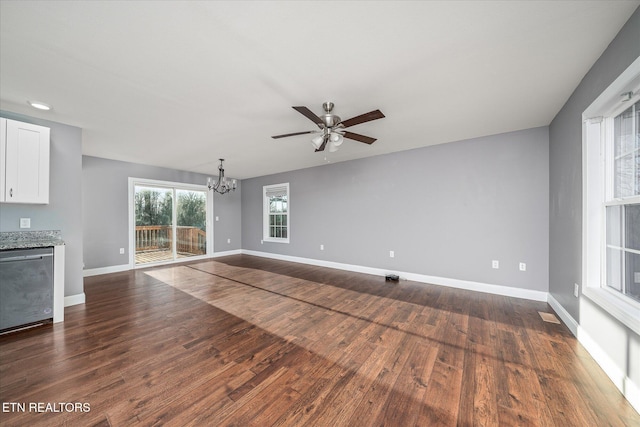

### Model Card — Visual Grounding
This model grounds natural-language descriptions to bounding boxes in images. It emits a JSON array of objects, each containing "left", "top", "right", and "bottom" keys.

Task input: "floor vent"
[{"left": 538, "top": 311, "right": 560, "bottom": 324}]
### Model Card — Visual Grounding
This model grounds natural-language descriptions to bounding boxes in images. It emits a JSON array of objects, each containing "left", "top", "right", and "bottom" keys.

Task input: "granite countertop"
[{"left": 0, "top": 230, "right": 64, "bottom": 250}]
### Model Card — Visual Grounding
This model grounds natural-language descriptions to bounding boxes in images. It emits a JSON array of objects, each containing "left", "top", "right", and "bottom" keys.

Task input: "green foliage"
[
  {"left": 135, "top": 188, "right": 206, "bottom": 231},
  {"left": 135, "top": 188, "right": 172, "bottom": 226},
  {"left": 177, "top": 191, "right": 206, "bottom": 230}
]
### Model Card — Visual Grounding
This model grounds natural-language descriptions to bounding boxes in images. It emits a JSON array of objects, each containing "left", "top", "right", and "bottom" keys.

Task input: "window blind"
[{"left": 265, "top": 186, "right": 288, "bottom": 198}]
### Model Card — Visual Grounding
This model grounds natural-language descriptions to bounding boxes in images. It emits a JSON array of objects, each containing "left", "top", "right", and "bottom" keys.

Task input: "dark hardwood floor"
[{"left": 1, "top": 255, "right": 638, "bottom": 426}]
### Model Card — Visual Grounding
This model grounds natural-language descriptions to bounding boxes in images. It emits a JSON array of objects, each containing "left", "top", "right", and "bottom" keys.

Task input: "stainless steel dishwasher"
[{"left": 0, "top": 247, "right": 54, "bottom": 332}]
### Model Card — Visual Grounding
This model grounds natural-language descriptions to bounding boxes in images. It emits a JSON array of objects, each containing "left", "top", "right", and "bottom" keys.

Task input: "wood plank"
[{"left": 1, "top": 254, "right": 638, "bottom": 426}]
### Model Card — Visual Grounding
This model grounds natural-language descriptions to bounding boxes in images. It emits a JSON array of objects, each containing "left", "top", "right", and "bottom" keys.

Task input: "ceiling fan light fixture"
[
  {"left": 330, "top": 132, "right": 343, "bottom": 146},
  {"left": 311, "top": 135, "right": 324, "bottom": 149}
]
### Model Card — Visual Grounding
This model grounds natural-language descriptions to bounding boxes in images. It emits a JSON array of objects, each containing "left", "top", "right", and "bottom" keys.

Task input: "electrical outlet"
[
  {"left": 19, "top": 218, "right": 31, "bottom": 229},
  {"left": 574, "top": 283, "right": 579, "bottom": 298},
  {"left": 389, "top": 250, "right": 395, "bottom": 258},
  {"left": 227, "top": 238, "right": 231, "bottom": 244},
  {"left": 320, "top": 244, "right": 324, "bottom": 251},
  {"left": 519, "top": 262, "right": 526, "bottom": 271},
  {"left": 492, "top": 260, "right": 499, "bottom": 269},
  {"left": 119, "top": 248, "right": 125, "bottom": 254},
  {"left": 215, "top": 216, "right": 219, "bottom": 221}
]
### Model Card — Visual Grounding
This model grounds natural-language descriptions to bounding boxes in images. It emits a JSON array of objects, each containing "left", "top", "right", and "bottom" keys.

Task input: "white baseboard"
[
  {"left": 83, "top": 263, "right": 130, "bottom": 277},
  {"left": 241, "top": 250, "right": 548, "bottom": 302},
  {"left": 578, "top": 324, "right": 640, "bottom": 413},
  {"left": 212, "top": 249, "right": 242, "bottom": 258},
  {"left": 83, "top": 251, "right": 243, "bottom": 277},
  {"left": 548, "top": 294, "right": 639, "bottom": 413},
  {"left": 64, "top": 293, "right": 86, "bottom": 307},
  {"left": 547, "top": 294, "right": 579, "bottom": 336},
  {"left": 404, "top": 271, "right": 548, "bottom": 301}
]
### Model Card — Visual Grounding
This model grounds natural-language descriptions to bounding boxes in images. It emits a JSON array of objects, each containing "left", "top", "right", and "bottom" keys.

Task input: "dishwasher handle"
[{"left": 0, "top": 253, "right": 54, "bottom": 263}]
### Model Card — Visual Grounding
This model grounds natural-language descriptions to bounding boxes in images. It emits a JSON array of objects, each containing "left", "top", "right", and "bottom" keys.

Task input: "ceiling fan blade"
[
  {"left": 339, "top": 109, "right": 385, "bottom": 128},
  {"left": 293, "top": 106, "right": 324, "bottom": 127},
  {"left": 315, "top": 134, "right": 329, "bottom": 152},
  {"left": 272, "top": 131, "right": 316, "bottom": 139},
  {"left": 343, "top": 131, "right": 377, "bottom": 144}
]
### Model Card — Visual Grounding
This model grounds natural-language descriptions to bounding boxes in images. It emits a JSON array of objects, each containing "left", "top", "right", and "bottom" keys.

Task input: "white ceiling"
[{"left": 1, "top": 1, "right": 638, "bottom": 179}]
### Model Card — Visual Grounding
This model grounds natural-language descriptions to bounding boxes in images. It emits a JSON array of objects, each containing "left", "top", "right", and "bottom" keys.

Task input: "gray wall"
[
  {"left": 243, "top": 126, "right": 549, "bottom": 293},
  {"left": 0, "top": 110, "right": 83, "bottom": 298},
  {"left": 549, "top": 6, "right": 640, "bottom": 320},
  {"left": 82, "top": 156, "right": 241, "bottom": 270},
  {"left": 548, "top": 8, "right": 640, "bottom": 389}
]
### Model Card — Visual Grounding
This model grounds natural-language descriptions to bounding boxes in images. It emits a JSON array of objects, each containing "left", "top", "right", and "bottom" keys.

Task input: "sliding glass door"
[
  {"left": 132, "top": 180, "right": 210, "bottom": 266},
  {"left": 134, "top": 185, "right": 174, "bottom": 264},
  {"left": 176, "top": 189, "right": 207, "bottom": 259}
]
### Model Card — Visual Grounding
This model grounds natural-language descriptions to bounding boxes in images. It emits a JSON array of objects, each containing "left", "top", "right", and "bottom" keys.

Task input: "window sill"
[
  {"left": 263, "top": 238, "right": 290, "bottom": 244},
  {"left": 583, "top": 286, "right": 640, "bottom": 335}
]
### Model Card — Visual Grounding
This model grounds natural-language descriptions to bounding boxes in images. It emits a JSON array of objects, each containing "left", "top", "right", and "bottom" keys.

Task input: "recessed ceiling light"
[{"left": 27, "top": 100, "right": 52, "bottom": 111}]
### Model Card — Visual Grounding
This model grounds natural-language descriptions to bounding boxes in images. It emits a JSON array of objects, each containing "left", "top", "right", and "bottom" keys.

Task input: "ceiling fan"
[{"left": 271, "top": 102, "right": 385, "bottom": 152}]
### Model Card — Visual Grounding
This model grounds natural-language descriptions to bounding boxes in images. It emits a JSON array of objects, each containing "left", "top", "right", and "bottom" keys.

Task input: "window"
[
  {"left": 263, "top": 183, "right": 289, "bottom": 243},
  {"left": 604, "top": 101, "right": 640, "bottom": 302},
  {"left": 582, "top": 57, "right": 640, "bottom": 334}
]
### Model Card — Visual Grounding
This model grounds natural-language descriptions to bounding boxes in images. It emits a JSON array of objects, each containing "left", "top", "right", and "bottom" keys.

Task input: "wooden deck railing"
[
  {"left": 176, "top": 226, "right": 206, "bottom": 255},
  {"left": 135, "top": 225, "right": 206, "bottom": 255}
]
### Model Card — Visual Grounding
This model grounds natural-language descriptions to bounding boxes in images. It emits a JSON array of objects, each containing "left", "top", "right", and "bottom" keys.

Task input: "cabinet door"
[
  {"left": 3, "top": 119, "right": 50, "bottom": 204},
  {"left": 0, "top": 118, "right": 6, "bottom": 201}
]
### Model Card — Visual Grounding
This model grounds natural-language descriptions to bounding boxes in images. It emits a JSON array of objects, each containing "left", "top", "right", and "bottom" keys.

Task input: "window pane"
[
  {"left": 606, "top": 247, "right": 624, "bottom": 292},
  {"left": 626, "top": 203, "right": 640, "bottom": 251},
  {"left": 613, "top": 103, "right": 639, "bottom": 198},
  {"left": 614, "top": 154, "right": 638, "bottom": 198},
  {"left": 614, "top": 104, "right": 635, "bottom": 156},
  {"left": 269, "top": 215, "right": 275, "bottom": 226},
  {"left": 626, "top": 251, "right": 640, "bottom": 302},
  {"left": 176, "top": 190, "right": 207, "bottom": 257},
  {"left": 270, "top": 226, "right": 276, "bottom": 238},
  {"left": 269, "top": 196, "right": 288, "bottom": 213},
  {"left": 606, "top": 205, "right": 623, "bottom": 247},
  {"left": 282, "top": 215, "right": 287, "bottom": 226},
  {"left": 134, "top": 186, "right": 173, "bottom": 265}
]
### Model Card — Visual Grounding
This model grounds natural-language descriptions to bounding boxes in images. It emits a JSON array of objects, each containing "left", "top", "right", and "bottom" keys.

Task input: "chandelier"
[{"left": 207, "top": 159, "right": 237, "bottom": 195}]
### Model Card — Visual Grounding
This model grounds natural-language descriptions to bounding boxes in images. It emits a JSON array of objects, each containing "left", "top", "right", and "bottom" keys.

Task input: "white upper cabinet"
[{"left": 0, "top": 118, "right": 50, "bottom": 204}]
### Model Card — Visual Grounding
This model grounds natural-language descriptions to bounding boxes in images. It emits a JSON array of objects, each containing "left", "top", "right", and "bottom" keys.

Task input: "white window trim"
[
  {"left": 582, "top": 56, "right": 640, "bottom": 336},
  {"left": 263, "top": 182, "right": 290, "bottom": 244}
]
